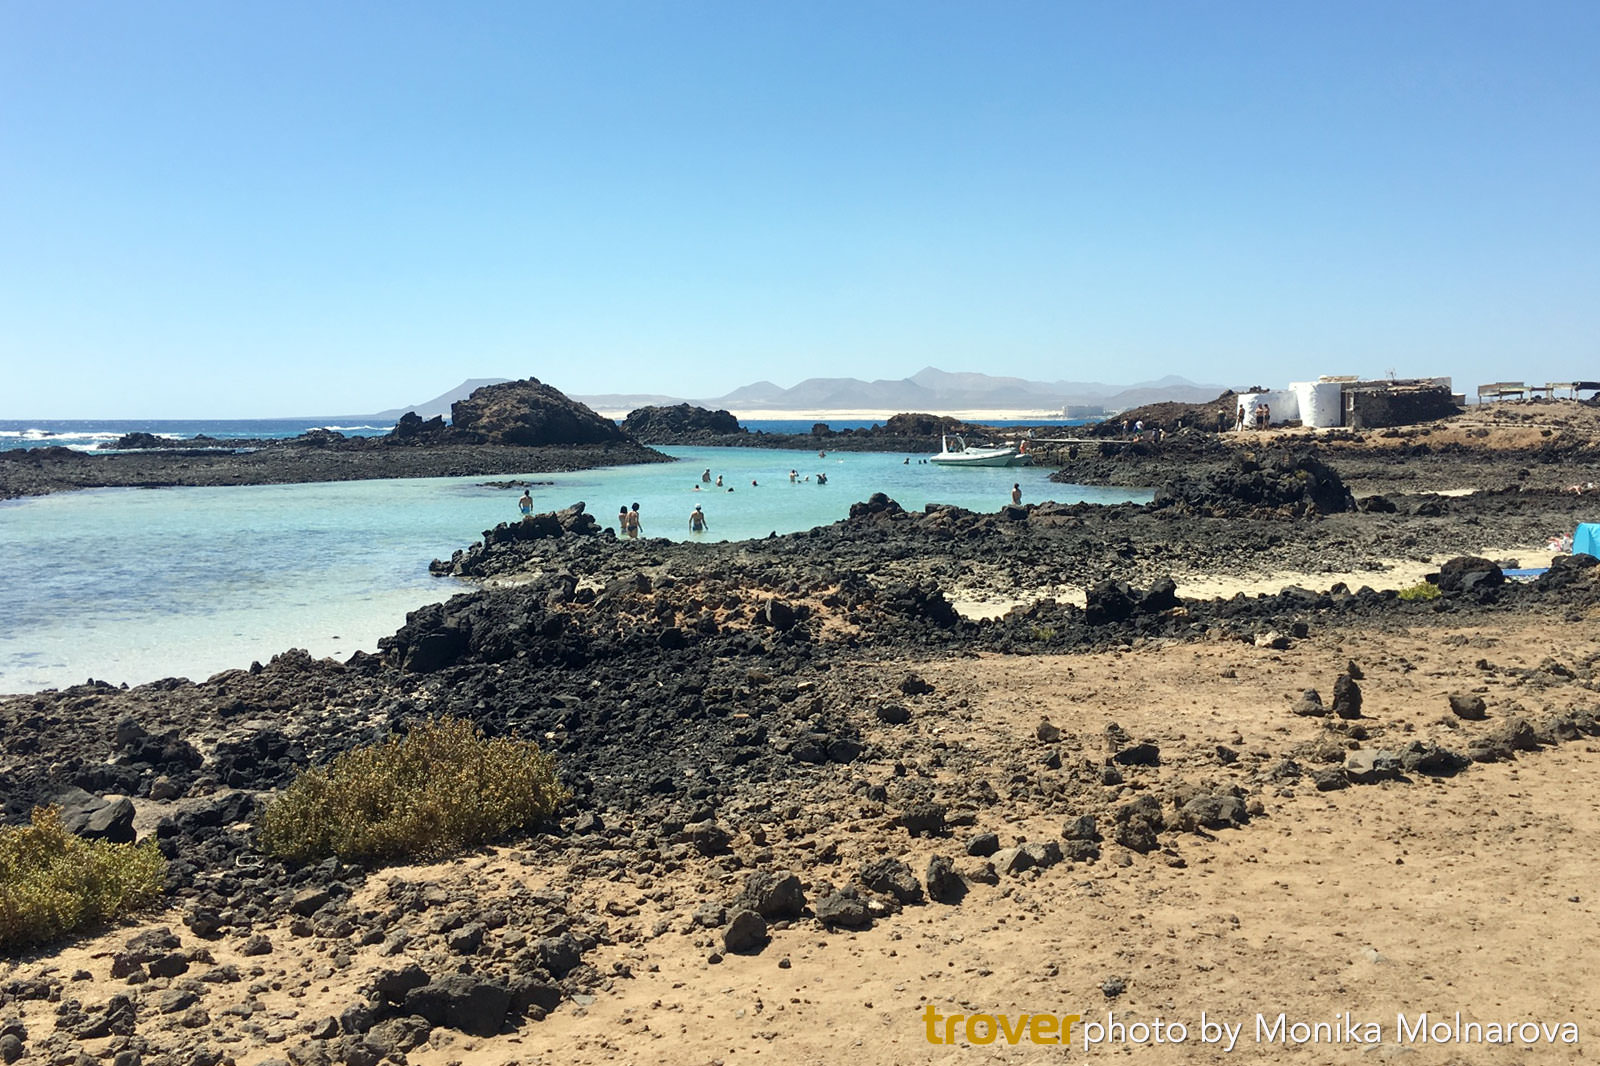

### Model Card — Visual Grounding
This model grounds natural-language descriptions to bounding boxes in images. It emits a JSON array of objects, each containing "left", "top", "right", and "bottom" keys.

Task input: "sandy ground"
[
  {"left": 507, "top": 618, "right": 1599, "bottom": 1066},
  {"left": 9, "top": 608, "right": 1598, "bottom": 1065},
  {"left": 950, "top": 548, "right": 1562, "bottom": 619}
]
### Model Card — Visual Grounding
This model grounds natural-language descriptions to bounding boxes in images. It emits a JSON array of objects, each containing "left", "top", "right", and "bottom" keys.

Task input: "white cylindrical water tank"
[{"left": 1292, "top": 381, "right": 1344, "bottom": 428}]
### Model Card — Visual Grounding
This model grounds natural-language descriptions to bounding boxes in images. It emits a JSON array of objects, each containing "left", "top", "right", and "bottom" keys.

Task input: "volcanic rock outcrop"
[
  {"left": 443, "top": 378, "right": 629, "bottom": 447},
  {"left": 1152, "top": 448, "right": 1355, "bottom": 516},
  {"left": 620, "top": 404, "right": 743, "bottom": 442}
]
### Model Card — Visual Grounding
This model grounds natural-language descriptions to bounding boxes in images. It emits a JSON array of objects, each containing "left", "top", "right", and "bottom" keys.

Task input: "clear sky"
[{"left": 3, "top": 1, "right": 1597, "bottom": 417}]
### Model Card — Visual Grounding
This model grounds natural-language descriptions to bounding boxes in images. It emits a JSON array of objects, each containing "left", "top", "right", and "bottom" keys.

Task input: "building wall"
[
  {"left": 1236, "top": 390, "right": 1300, "bottom": 427},
  {"left": 1345, "top": 386, "right": 1458, "bottom": 429}
]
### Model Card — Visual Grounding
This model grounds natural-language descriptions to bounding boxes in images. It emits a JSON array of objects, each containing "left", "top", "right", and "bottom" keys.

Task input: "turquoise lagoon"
[{"left": 0, "top": 447, "right": 1149, "bottom": 693}]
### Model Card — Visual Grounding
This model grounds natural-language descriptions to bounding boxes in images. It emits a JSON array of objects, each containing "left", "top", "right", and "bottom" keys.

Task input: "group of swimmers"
[
  {"left": 518, "top": 463, "right": 838, "bottom": 540},
  {"left": 695, "top": 468, "right": 752, "bottom": 492},
  {"left": 689, "top": 467, "right": 829, "bottom": 489}
]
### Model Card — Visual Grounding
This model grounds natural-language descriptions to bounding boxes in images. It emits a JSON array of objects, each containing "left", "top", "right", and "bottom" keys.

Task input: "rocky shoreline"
[
  {"left": 4, "top": 401, "right": 1600, "bottom": 1064},
  {"left": 618, "top": 405, "right": 1009, "bottom": 453},
  {"left": 0, "top": 437, "right": 673, "bottom": 501}
]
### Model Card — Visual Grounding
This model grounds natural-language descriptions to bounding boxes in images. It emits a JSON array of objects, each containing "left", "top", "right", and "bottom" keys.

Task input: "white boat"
[{"left": 929, "top": 433, "right": 1022, "bottom": 466}]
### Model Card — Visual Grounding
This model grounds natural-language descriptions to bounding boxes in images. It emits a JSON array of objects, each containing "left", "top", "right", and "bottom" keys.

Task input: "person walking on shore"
[
  {"left": 689, "top": 505, "right": 708, "bottom": 533},
  {"left": 1011, "top": 483, "right": 1022, "bottom": 506}
]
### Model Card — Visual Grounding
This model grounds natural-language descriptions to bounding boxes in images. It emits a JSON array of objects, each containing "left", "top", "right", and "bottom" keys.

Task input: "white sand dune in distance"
[{"left": 592, "top": 407, "right": 1068, "bottom": 422}]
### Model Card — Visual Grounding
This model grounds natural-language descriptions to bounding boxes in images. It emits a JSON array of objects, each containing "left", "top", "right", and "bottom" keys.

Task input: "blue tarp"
[{"left": 1575, "top": 523, "right": 1600, "bottom": 558}]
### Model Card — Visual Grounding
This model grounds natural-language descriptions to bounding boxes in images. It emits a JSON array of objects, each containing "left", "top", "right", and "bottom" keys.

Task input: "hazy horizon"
[
  {"left": 4, "top": 2, "right": 1596, "bottom": 418},
  {"left": 0, "top": 366, "right": 1228, "bottom": 422}
]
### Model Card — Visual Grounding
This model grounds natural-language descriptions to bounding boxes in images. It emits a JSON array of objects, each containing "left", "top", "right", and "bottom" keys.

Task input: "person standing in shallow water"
[
  {"left": 1011, "top": 483, "right": 1022, "bottom": 506},
  {"left": 518, "top": 489, "right": 533, "bottom": 515},
  {"left": 618, "top": 506, "right": 632, "bottom": 538},
  {"left": 689, "top": 505, "right": 707, "bottom": 533},
  {"left": 628, "top": 502, "right": 642, "bottom": 538}
]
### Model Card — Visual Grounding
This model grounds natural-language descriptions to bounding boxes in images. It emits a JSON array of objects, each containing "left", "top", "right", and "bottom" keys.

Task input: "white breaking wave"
[{"left": 2, "top": 429, "right": 123, "bottom": 441}]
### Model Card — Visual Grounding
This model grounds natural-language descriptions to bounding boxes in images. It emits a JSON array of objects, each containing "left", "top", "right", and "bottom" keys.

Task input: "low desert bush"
[
  {"left": 1397, "top": 581, "right": 1442, "bottom": 602},
  {"left": 0, "top": 807, "right": 166, "bottom": 952},
  {"left": 258, "top": 717, "right": 568, "bottom": 863}
]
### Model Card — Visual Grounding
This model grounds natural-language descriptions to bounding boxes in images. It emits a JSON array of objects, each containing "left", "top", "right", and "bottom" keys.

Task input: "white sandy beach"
[
  {"left": 588, "top": 407, "right": 1068, "bottom": 423},
  {"left": 949, "top": 548, "right": 1561, "bottom": 620}
]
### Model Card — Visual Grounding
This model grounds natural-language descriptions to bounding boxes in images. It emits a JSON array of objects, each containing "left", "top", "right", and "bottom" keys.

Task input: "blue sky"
[{"left": 3, "top": 2, "right": 1596, "bottom": 417}]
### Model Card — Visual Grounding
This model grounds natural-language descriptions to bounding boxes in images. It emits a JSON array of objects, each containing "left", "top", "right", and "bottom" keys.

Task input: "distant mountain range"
[
  {"left": 371, "top": 368, "right": 1229, "bottom": 421},
  {"left": 579, "top": 367, "right": 1228, "bottom": 415}
]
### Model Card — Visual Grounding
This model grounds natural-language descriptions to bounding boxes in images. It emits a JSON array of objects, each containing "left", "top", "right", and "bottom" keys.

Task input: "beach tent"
[{"left": 1574, "top": 523, "right": 1600, "bottom": 558}]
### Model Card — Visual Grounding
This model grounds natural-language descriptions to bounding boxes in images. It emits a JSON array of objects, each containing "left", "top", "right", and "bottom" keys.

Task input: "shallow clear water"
[{"left": 0, "top": 446, "right": 1148, "bottom": 693}]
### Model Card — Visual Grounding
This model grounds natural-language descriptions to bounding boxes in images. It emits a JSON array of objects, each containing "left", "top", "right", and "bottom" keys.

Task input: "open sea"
[
  {"left": 0, "top": 418, "right": 1129, "bottom": 694},
  {"left": 0, "top": 417, "right": 1081, "bottom": 453}
]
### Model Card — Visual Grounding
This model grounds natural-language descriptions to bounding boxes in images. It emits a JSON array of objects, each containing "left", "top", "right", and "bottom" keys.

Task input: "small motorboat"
[{"left": 929, "top": 434, "right": 1022, "bottom": 467}]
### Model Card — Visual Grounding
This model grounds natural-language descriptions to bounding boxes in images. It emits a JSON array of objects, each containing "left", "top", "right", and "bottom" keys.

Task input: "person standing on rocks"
[
  {"left": 1236, "top": 403, "right": 1246, "bottom": 432},
  {"left": 628, "top": 502, "right": 643, "bottom": 537},
  {"left": 518, "top": 489, "right": 533, "bottom": 516},
  {"left": 1011, "top": 483, "right": 1022, "bottom": 506},
  {"left": 689, "top": 505, "right": 708, "bottom": 533}
]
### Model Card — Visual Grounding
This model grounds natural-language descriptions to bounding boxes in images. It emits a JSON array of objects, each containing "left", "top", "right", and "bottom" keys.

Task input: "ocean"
[
  {"left": 0, "top": 418, "right": 394, "bottom": 453},
  {"left": 0, "top": 416, "right": 1083, "bottom": 453},
  {"left": 1, "top": 426, "right": 1132, "bottom": 695}
]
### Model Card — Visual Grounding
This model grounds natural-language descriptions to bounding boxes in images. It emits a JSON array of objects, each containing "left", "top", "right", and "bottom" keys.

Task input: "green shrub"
[
  {"left": 1030, "top": 625, "right": 1058, "bottom": 641},
  {"left": 1397, "top": 581, "right": 1442, "bottom": 602},
  {"left": 258, "top": 717, "right": 569, "bottom": 863},
  {"left": 0, "top": 807, "right": 166, "bottom": 952}
]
